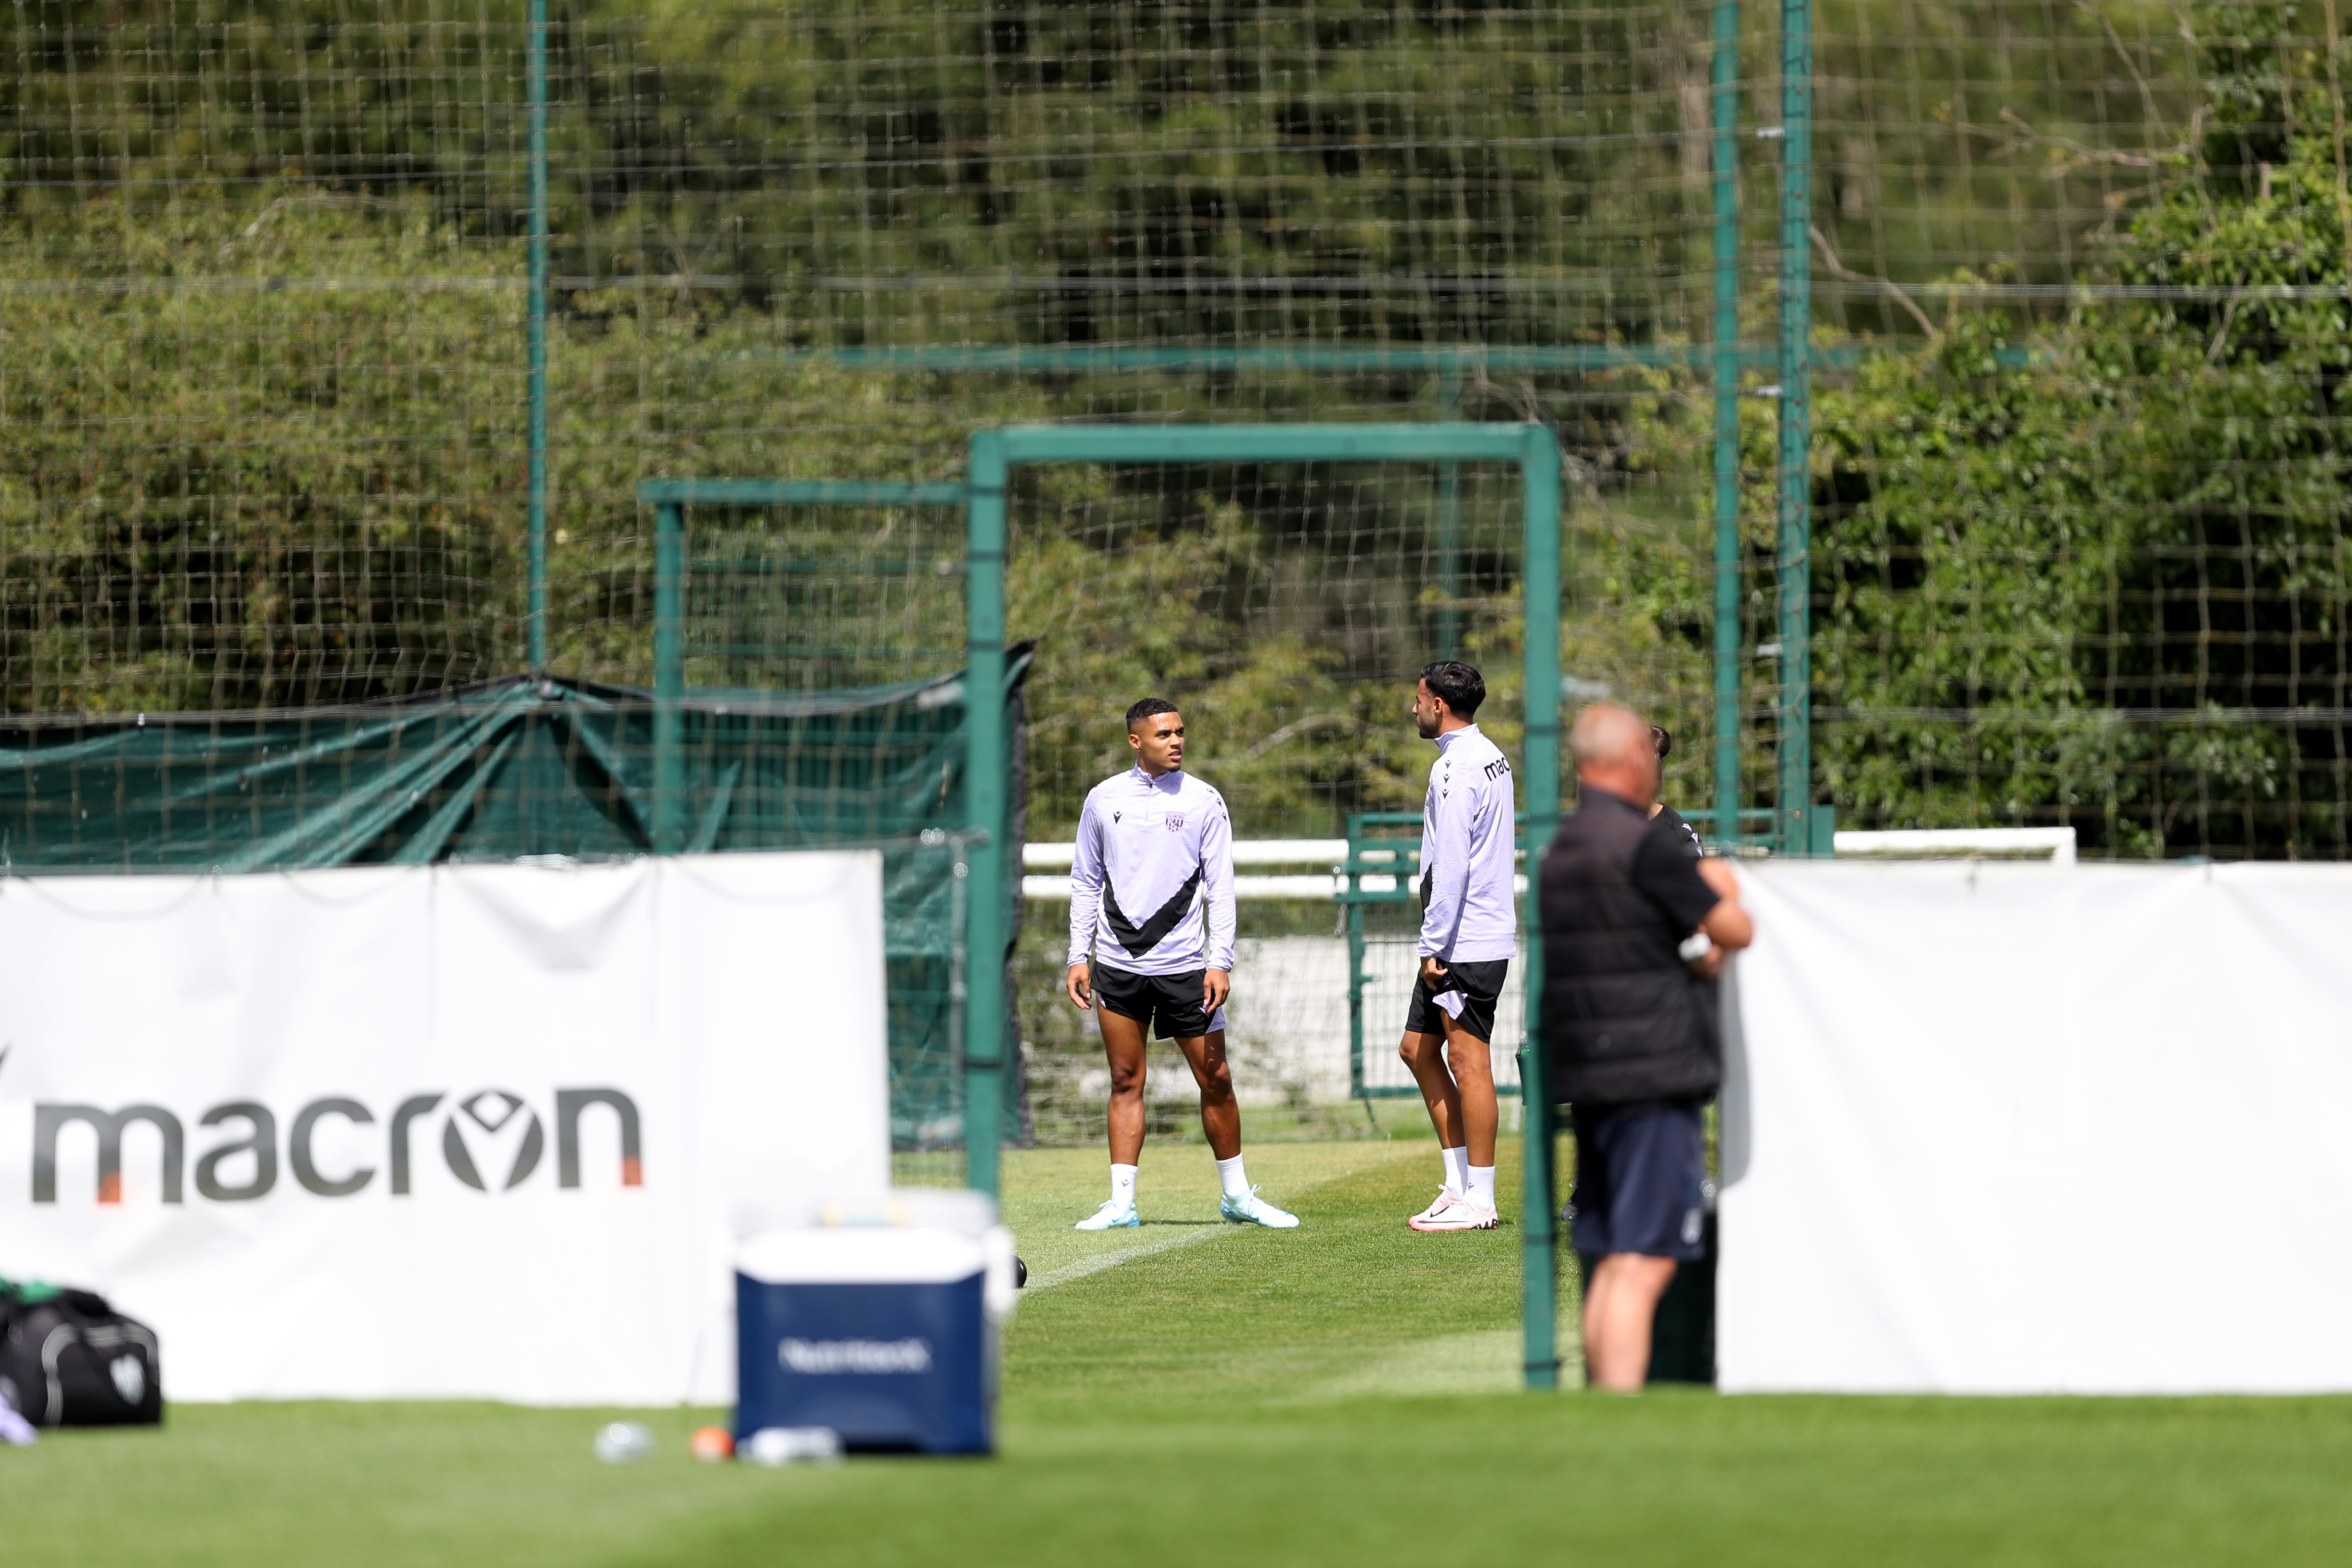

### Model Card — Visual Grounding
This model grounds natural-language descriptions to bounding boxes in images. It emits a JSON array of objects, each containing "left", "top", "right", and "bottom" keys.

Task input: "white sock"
[
  {"left": 1440, "top": 1146, "right": 1470, "bottom": 1197},
  {"left": 1215, "top": 1154, "right": 1250, "bottom": 1199},
  {"left": 1110, "top": 1163, "right": 1138, "bottom": 1208},
  {"left": 1466, "top": 1163, "right": 1497, "bottom": 1212}
]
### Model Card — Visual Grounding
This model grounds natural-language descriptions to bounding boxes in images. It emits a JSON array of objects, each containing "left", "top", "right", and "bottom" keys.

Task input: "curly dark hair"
[{"left": 1416, "top": 660, "right": 1485, "bottom": 719}]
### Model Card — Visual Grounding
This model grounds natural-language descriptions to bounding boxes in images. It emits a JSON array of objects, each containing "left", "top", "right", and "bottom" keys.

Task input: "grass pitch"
[{"left": 9, "top": 1136, "right": 2352, "bottom": 1567}]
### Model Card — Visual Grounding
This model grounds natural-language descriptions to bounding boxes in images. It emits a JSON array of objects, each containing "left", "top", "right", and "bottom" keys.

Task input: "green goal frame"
[{"left": 963, "top": 422, "right": 1567, "bottom": 1390}]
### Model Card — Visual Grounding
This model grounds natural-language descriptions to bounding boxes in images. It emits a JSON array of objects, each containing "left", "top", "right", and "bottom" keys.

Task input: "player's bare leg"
[
  {"left": 1069, "top": 962, "right": 1290, "bottom": 1228},
  {"left": 1177, "top": 1021, "right": 1297, "bottom": 1228},
  {"left": 1398, "top": 1027, "right": 1463, "bottom": 1150},
  {"left": 1582, "top": 1253, "right": 1678, "bottom": 1391},
  {"left": 1097, "top": 1008, "right": 1151, "bottom": 1167},
  {"left": 1401, "top": 1010, "right": 1500, "bottom": 1230},
  {"left": 1399, "top": 1027, "right": 1466, "bottom": 1223},
  {"left": 1440, "top": 1010, "right": 1498, "bottom": 1169},
  {"left": 1068, "top": 1004, "right": 1151, "bottom": 1228},
  {"left": 1172, "top": 1028, "right": 1242, "bottom": 1161}
]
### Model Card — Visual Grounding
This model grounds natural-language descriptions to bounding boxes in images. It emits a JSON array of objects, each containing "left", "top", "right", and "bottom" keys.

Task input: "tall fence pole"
[
  {"left": 1775, "top": 0, "right": 1813, "bottom": 854},
  {"left": 963, "top": 436, "right": 1010, "bottom": 1199},
  {"left": 1712, "top": 0, "right": 1744, "bottom": 846},
  {"left": 651, "top": 501, "right": 684, "bottom": 854},
  {"left": 1519, "top": 423, "right": 1563, "bottom": 1391},
  {"left": 525, "top": 0, "right": 550, "bottom": 670},
  {"left": 1437, "top": 372, "right": 1463, "bottom": 660}
]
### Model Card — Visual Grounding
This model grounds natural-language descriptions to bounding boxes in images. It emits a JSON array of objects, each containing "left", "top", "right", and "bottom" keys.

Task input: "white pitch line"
[{"left": 1026, "top": 1225, "right": 1235, "bottom": 1291}]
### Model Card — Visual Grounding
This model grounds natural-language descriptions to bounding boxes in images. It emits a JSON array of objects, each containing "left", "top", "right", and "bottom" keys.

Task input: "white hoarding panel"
[
  {"left": 1722, "top": 862, "right": 2352, "bottom": 1394},
  {"left": 0, "top": 852, "right": 887, "bottom": 1405}
]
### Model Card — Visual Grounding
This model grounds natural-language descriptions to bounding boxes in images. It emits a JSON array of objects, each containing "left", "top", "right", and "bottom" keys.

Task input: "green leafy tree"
[{"left": 1810, "top": 2, "right": 2352, "bottom": 856}]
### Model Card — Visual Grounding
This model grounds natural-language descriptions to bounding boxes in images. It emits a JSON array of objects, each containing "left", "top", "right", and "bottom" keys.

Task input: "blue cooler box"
[{"left": 735, "top": 1191, "right": 1015, "bottom": 1455}]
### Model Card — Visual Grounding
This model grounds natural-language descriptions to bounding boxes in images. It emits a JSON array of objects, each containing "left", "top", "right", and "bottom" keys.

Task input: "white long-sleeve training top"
[
  {"left": 1416, "top": 723, "right": 1519, "bottom": 963},
  {"left": 1067, "top": 766, "right": 1238, "bottom": 976}
]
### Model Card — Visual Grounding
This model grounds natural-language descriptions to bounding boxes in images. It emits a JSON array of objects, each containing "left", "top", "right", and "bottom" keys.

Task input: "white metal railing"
[
  {"left": 1020, "top": 825, "right": 2080, "bottom": 900},
  {"left": 1833, "top": 827, "right": 2077, "bottom": 863},
  {"left": 1014, "top": 839, "right": 1543, "bottom": 901},
  {"left": 1022, "top": 838, "right": 1362, "bottom": 900},
  {"left": 1021, "top": 839, "right": 1348, "bottom": 870}
]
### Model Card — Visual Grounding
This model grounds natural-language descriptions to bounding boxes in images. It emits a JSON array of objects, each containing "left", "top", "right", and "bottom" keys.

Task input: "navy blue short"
[{"left": 1567, "top": 1100, "right": 1708, "bottom": 1262}]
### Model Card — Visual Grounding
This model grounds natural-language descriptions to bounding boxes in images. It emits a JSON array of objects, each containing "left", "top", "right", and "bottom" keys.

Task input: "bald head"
[
  {"left": 1570, "top": 704, "right": 1650, "bottom": 769},
  {"left": 1571, "top": 702, "right": 1660, "bottom": 806}
]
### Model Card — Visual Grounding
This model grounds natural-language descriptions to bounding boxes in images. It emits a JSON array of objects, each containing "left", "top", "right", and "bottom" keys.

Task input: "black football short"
[
  {"left": 1402, "top": 957, "right": 1509, "bottom": 1044},
  {"left": 1092, "top": 963, "right": 1216, "bottom": 1041}
]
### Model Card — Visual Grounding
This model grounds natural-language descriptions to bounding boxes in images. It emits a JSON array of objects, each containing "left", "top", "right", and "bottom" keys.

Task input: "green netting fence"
[
  {"left": 12, "top": 3, "right": 2344, "bottom": 852},
  {"left": 0, "top": 660, "right": 1033, "bottom": 1159}
]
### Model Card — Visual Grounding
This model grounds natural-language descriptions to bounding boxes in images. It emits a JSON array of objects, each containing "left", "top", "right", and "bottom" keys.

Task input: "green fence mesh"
[
  {"left": 0, "top": 662, "right": 1032, "bottom": 1154},
  {"left": 5, "top": 2, "right": 2351, "bottom": 1142}
]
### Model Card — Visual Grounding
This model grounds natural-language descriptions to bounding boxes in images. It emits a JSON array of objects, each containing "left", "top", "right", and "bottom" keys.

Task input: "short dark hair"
[
  {"left": 1126, "top": 696, "right": 1181, "bottom": 730},
  {"left": 1417, "top": 661, "right": 1485, "bottom": 720},
  {"left": 1651, "top": 724, "right": 1673, "bottom": 759}
]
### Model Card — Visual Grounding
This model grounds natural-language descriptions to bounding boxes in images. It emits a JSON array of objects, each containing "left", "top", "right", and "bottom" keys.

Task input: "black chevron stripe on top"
[{"left": 1102, "top": 865, "right": 1203, "bottom": 959}]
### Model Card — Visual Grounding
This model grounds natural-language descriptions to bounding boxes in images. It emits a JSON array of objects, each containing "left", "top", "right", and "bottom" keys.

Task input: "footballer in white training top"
[
  {"left": 1062, "top": 697, "right": 1299, "bottom": 1231},
  {"left": 1395, "top": 660, "right": 1518, "bottom": 1232}
]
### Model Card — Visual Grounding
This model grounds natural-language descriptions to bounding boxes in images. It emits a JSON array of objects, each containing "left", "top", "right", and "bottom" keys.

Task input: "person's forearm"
[
  {"left": 1699, "top": 897, "right": 1753, "bottom": 950},
  {"left": 1417, "top": 811, "right": 1471, "bottom": 955},
  {"left": 1067, "top": 867, "right": 1102, "bottom": 967},
  {"left": 1068, "top": 810, "right": 1105, "bottom": 964},
  {"left": 1201, "top": 812, "right": 1238, "bottom": 972},
  {"left": 1207, "top": 895, "right": 1236, "bottom": 972},
  {"left": 1697, "top": 857, "right": 1740, "bottom": 899},
  {"left": 1694, "top": 858, "right": 1752, "bottom": 949},
  {"left": 1417, "top": 894, "right": 1464, "bottom": 957}
]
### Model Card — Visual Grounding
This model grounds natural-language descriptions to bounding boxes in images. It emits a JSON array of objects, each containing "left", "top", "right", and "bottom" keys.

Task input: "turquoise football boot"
[{"left": 1219, "top": 1186, "right": 1300, "bottom": 1228}]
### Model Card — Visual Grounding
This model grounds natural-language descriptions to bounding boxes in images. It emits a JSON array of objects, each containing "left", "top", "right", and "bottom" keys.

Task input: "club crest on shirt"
[{"left": 1165, "top": 814, "right": 1185, "bottom": 831}]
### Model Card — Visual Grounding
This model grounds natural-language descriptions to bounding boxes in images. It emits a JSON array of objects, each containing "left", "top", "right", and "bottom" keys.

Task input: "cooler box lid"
[{"left": 737, "top": 1226, "right": 986, "bottom": 1285}]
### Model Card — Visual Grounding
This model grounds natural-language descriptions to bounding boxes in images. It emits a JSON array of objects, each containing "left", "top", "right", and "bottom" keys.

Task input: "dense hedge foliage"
[
  {"left": 7, "top": 2, "right": 2348, "bottom": 855},
  {"left": 1806, "top": 3, "right": 2352, "bottom": 856}
]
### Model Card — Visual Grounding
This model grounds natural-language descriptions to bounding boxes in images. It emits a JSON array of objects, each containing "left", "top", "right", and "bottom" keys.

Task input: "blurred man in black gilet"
[{"left": 1540, "top": 704, "right": 1752, "bottom": 1391}]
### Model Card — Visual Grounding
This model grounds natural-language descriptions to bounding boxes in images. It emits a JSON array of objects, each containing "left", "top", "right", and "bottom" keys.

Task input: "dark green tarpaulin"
[{"left": 0, "top": 652, "right": 1032, "bottom": 1148}]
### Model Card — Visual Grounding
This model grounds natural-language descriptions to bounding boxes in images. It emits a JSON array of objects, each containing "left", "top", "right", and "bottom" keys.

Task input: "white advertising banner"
[
  {"left": 0, "top": 852, "right": 889, "bottom": 1405},
  {"left": 1721, "top": 861, "right": 2352, "bottom": 1394}
]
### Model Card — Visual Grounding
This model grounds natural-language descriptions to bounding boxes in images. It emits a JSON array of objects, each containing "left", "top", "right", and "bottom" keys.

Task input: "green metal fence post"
[
  {"left": 1438, "top": 372, "right": 1463, "bottom": 661},
  {"left": 651, "top": 500, "right": 684, "bottom": 854},
  {"left": 1519, "top": 422, "right": 1563, "bottom": 1391},
  {"left": 1776, "top": 0, "right": 1814, "bottom": 854},
  {"left": 963, "top": 435, "right": 1010, "bottom": 1199},
  {"left": 525, "top": 0, "right": 549, "bottom": 671},
  {"left": 1712, "top": 0, "right": 1744, "bottom": 848},
  {"left": 1346, "top": 813, "right": 1368, "bottom": 1105}
]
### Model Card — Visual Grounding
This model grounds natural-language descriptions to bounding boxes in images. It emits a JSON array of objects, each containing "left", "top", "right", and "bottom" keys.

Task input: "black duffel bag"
[{"left": 0, "top": 1279, "right": 163, "bottom": 1426}]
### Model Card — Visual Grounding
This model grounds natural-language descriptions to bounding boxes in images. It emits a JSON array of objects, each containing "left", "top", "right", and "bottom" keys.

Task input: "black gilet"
[{"left": 1537, "top": 787, "right": 1721, "bottom": 1107}]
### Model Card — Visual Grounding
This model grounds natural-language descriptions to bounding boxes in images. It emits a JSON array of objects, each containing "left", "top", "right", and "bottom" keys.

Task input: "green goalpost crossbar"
[{"left": 964, "top": 421, "right": 1566, "bottom": 1390}]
